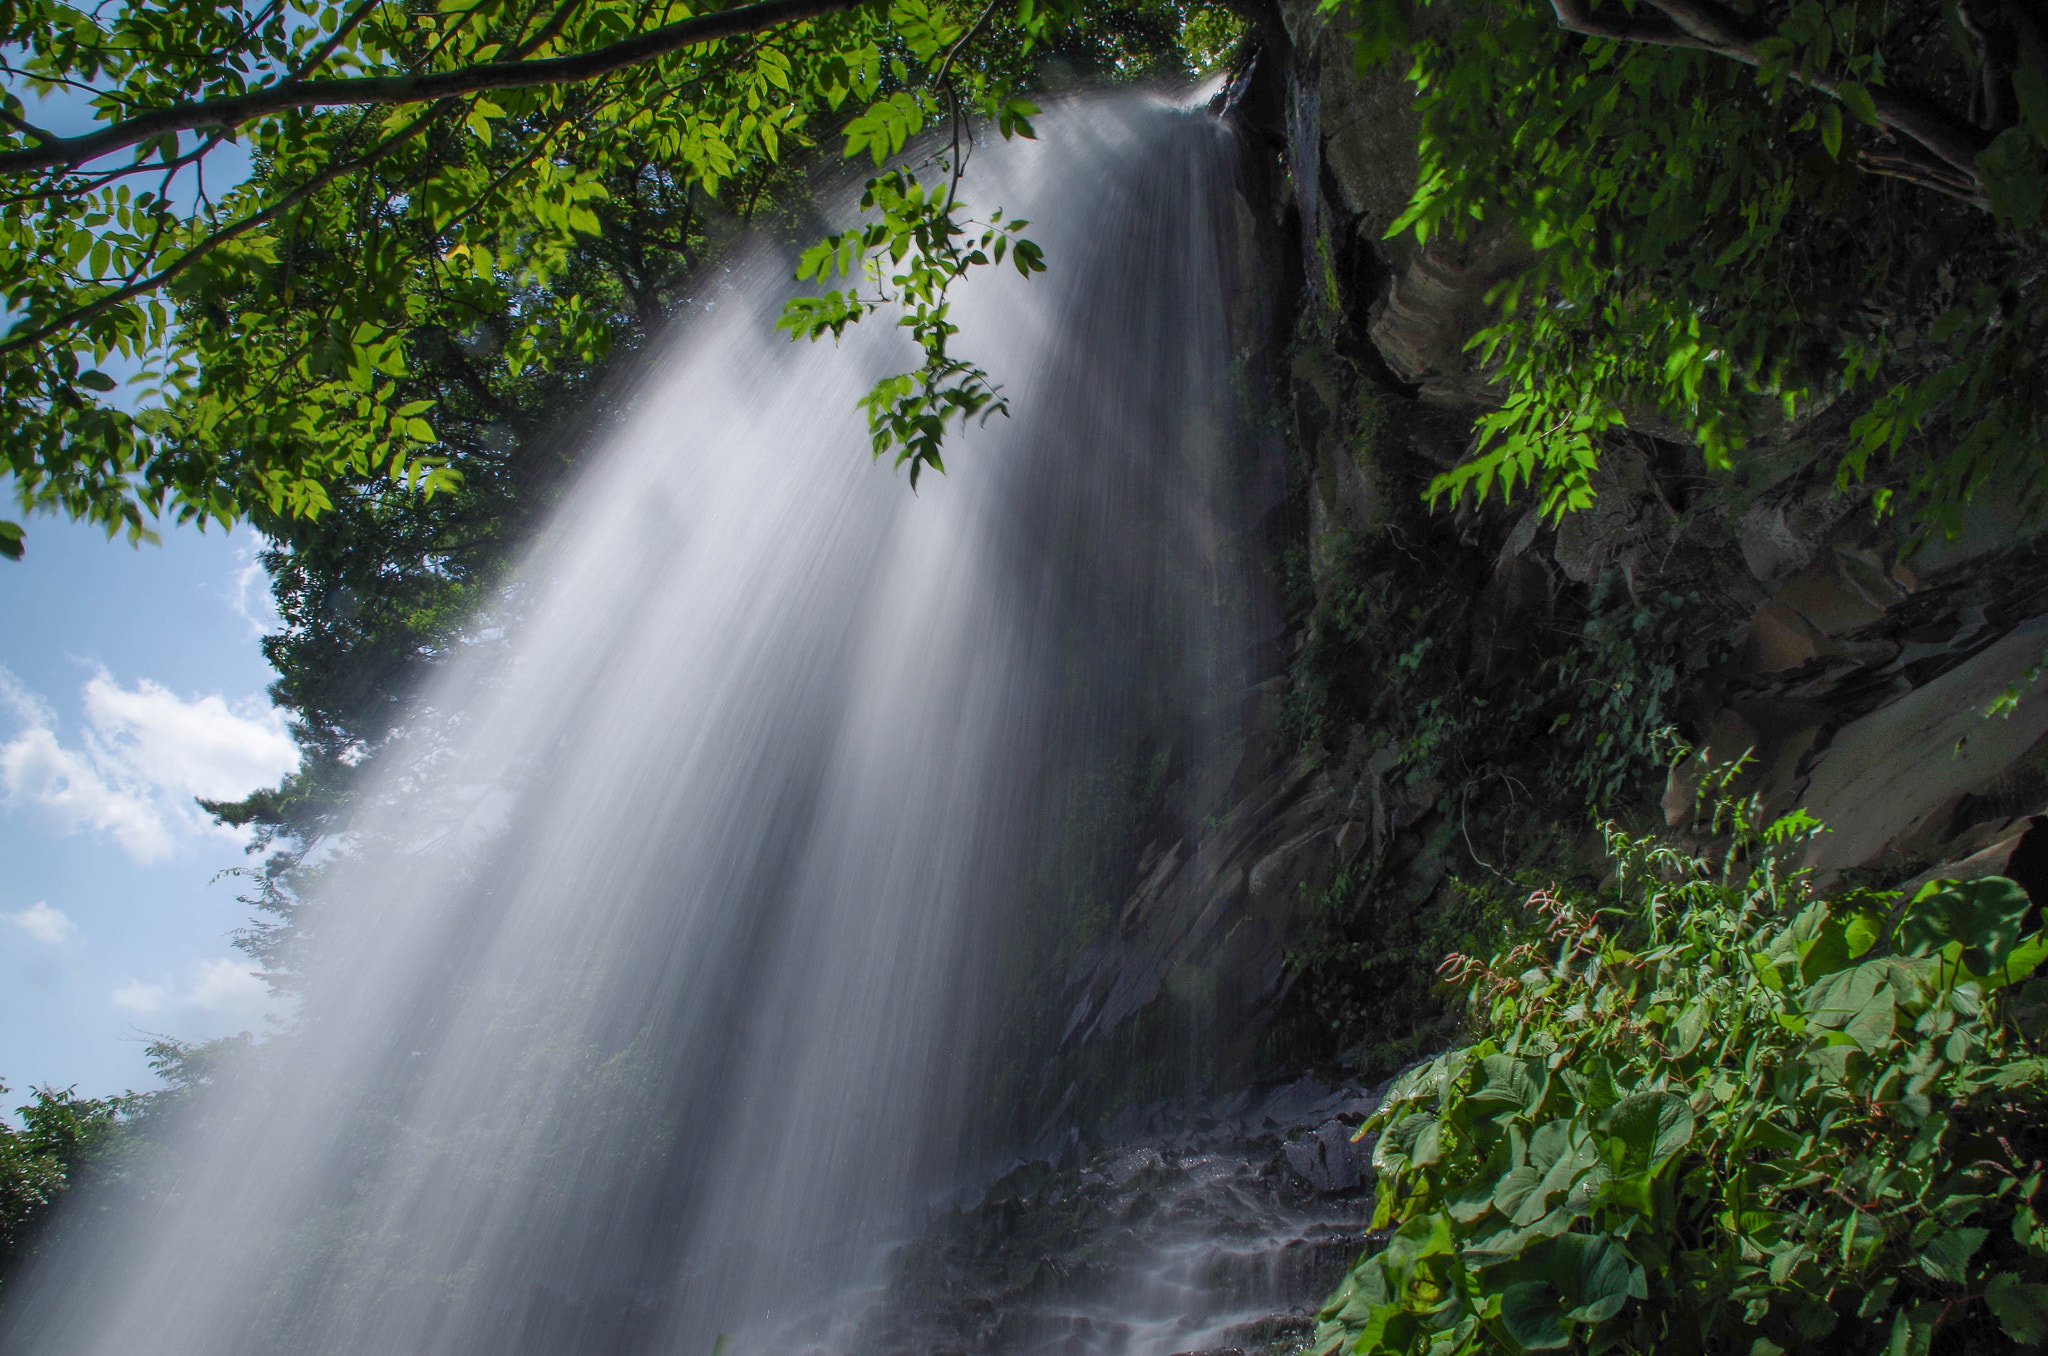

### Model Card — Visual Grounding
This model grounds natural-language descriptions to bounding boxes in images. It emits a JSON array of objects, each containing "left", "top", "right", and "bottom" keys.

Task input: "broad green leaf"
[
  {"left": 1448, "top": 1177, "right": 1499, "bottom": 1223},
  {"left": 1494, "top": 1162, "right": 1548, "bottom": 1224},
  {"left": 1917, "top": 1226, "right": 1987, "bottom": 1284},
  {"left": 1595, "top": 1092, "right": 1693, "bottom": 1175},
  {"left": 1836, "top": 80, "right": 1878, "bottom": 127},
  {"left": 1803, "top": 963, "right": 1889, "bottom": 1048},
  {"left": 1901, "top": 878, "right": 2031, "bottom": 977},
  {"left": 1497, "top": 1280, "right": 1570, "bottom": 1350},
  {"left": 1986, "top": 932, "right": 2048, "bottom": 991},
  {"left": 1986, "top": 1273, "right": 2048, "bottom": 1345},
  {"left": 1528, "top": 1232, "right": 1645, "bottom": 1323},
  {"left": 1469, "top": 1054, "right": 1551, "bottom": 1118}
]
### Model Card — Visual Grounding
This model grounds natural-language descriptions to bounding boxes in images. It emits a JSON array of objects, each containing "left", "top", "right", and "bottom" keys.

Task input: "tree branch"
[
  {"left": 1550, "top": 0, "right": 1994, "bottom": 205},
  {"left": 0, "top": 106, "right": 446, "bottom": 361},
  {"left": 0, "top": 0, "right": 874, "bottom": 178},
  {"left": 1547, "top": 0, "right": 1731, "bottom": 54},
  {"left": 286, "top": 0, "right": 385, "bottom": 81},
  {"left": 1857, "top": 145, "right": 1986, "bottom": 203}
]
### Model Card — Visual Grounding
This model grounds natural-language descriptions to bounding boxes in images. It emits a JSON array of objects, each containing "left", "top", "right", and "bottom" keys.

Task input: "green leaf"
[
  {"left": 1802, "top": 962, "right": 1893, "bottom": 1053},
  {"left": 1595, "top": 1092, "right": 1694, "bottom": 1175},
  {"left": 2015, "top": 64, "right": 2048, "bottom": 146},
  {"left": 1917, "top": 1226, "right": 1987, "bottom": 1285},
  {"left": 1820, "top": 102, "right": 1843, "bottom": 158},
  {"left": 1498, "top": 1280, "right": 1571, "bottom": 1350},
  {"left": 1836, "top": 80, "right": 1879, "bottom": 127},
  {"left": 1887, "top": 1304, "right": 1940, "bottom": 1356},
  {"left": 1986, "top": 1273, "right": 2048, "bottom": 1345},
  {"left": 1901, "top": 878, "right": 2032, "bottom": 976},
  {"left": 1987, "top": 932, "right": 2048, "bottom": 990},
  {"left": 1527, "top": 1232, "right": 1646, "bottom": 1324},
  {"left": 1494, "top": 1160, "right": 1548, "bottom": 1224},
  {"left": 1977, "top": 127, "right": 2048, "bottom": 227},
  {"left": 1470, "top": 1053, "right": 1551, "bottom": 1118},
  {"left": 1447, "top": 1177, "right": 1499, "bottom": 1223}
]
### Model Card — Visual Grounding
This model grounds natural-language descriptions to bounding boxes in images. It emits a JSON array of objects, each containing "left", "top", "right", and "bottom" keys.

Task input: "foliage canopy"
[{"left": 0, "top": 0, "right": 1233, "bottom": 558}]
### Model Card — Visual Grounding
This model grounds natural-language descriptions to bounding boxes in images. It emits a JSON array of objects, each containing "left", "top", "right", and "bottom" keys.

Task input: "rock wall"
[{"left": 1036, "top": 0, "right": 2048, "bottom": 1120}]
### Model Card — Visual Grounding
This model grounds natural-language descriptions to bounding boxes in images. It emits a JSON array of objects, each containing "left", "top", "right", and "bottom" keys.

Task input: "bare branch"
[
  {"left": 0, "top": 0, "right": 874, "bottom": 178},
  {"left": 1547, "top": 0, "right": 1730, "bottom": 54},
  {"left": 1857, "top": 145, "right": 1987, "bottom": 206}
]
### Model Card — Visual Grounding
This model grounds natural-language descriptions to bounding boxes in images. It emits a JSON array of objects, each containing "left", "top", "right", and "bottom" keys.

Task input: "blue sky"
[
  {"left": 1, "top": 84, "right": 286, "bottom": 1103},
  {"left": 0, "top": 513, "right": 295, "bottom": 1101}
]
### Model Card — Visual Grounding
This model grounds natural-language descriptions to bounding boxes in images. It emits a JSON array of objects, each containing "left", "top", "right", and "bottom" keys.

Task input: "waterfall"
[{"left": 0, "top": 89, "right": 1258, "bottom": 1356}]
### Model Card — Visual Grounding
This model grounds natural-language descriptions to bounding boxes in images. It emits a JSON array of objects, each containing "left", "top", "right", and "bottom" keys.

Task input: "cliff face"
[{"left": 1040, "top": 2, "right": 2048, "bottom": 1112}]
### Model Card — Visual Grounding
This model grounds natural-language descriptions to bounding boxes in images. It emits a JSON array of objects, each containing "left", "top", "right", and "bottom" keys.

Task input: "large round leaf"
[
  {"left": 1544, "top": 1232, "right": 1646, "bottom": 1323},
  {"left": 1497, "top": 1280, "right": 1570, "bottom": 1351},
  {"left": 1900, "top": 877, "right": 2032, "bottom": 976},
  {"left": 1594, "top": 1092, "right": 1694, "bottom": 1174}
]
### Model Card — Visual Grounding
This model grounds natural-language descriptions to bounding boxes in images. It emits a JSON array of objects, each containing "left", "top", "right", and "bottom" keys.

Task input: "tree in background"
[
  {"left": 0, "top": 1081, "right": 142, "bottom": 1294},
  {"left": 0, "top": 1037, "right": 250, "bottom": 1298}
]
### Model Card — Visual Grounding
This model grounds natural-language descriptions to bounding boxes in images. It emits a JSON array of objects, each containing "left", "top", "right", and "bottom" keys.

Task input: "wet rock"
[
  {"left": 1254, "top": 1078, "right": 1330, "bottom": 1129},
  {"left": 1281, "top": 1120, "right": 1365, "bottom": 1193},
  {"left": 1735, "top": 493, "right": 1862, "bottom": 586},
  {"left": 1551, "top": 442, "right": 1663, "bottom": 587},
  {"left": 1057, "top": 756, "right": 1342, "bottom": 1077},
  {"left": 1367, "top": 222, "right": 1535, "bottom": 403},
  {"left": 1800, "top": 614, "right": 2048, "bottom": 875},
  {"left": 835, "top": 1078, "right": 1384, "bottom": 1356}
]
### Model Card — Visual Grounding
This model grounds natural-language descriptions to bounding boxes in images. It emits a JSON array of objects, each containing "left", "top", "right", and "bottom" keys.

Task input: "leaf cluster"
[
  {"left": 0, "top": 0, "right": 1242, "bottom": 555},
  {"left": 1316, "top": 812, "right": 2048, "bottom": 1356},
  {"left": 0, "top": 1080, "right": 143, "bottom": 1283},
  {"left": 1339, "top": 0, "right": 2046, "bottom": 540}
]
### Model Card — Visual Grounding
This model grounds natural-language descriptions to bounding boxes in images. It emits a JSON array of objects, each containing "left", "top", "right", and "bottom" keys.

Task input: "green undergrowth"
[
  {"left": 1314, "top": 807, "right": 2048, "bottom": 1356},
  {"left": 1273, "top": 518, "right": 1726, "bottom": 1071},
  {"left": 1284, "top": 533, "right": 1703, "bottom": 818}
]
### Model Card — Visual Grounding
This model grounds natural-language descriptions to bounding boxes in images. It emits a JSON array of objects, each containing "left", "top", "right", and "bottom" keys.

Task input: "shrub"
[{"left": 1315, "top": 811, "right": 2048, "bottom": 1356}]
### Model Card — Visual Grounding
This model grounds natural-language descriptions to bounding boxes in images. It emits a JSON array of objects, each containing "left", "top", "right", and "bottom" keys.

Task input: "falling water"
[{"left": 1, "top": 90, "right": 1262, "bottom": 1356}]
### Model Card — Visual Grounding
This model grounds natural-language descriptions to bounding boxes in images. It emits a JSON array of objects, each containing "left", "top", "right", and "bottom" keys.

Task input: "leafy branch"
[
  {"left": 775, "top": 0, "right": 1045, "bottom": 483},
  {"left": 0, "top": 0, "right": 876, "bottom": 177},
  {"left": 1546, "top": 0, "right": 1993, "bottom": 205}
]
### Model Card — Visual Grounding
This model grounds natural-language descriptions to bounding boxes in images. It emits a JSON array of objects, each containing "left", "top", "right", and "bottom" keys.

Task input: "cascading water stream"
[{"left": 0, "top": 90, "right": 1262, "bottom": 1356}]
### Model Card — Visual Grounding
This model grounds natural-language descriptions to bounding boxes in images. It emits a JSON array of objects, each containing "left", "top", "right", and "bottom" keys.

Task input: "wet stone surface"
[{"left": 843, "top": 1076, "right": 1388, "bottom": 1356}]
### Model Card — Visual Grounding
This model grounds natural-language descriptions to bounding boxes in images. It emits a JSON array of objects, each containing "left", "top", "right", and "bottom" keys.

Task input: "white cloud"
[
  {"left": 0, "top": 665, "right": 300, "bottom": 863},
  {"left": 228, "top": 529, "right": 283, "bottom": 640},
  {"left": 111, "top": 958, "right": 275, "bottom": 1030},
  {"left": 0, "top": 722, "right": 176, "bottom": 860},
  {"left": 111, "top": 977, "right": 170, "bottom": 1014},
  {"left": 81, "top": 673, "right": 298, "bottom": 802},
  {"left": 188, "top": 957, "right": 268, "bottom": 1016},
  {"left": 4, "top": 900, "right": 75, "bottom": 945}
]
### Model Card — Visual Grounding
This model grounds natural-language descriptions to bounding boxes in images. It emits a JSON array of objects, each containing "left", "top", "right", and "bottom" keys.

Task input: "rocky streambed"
[{"left": 833, "top": 1076, "right": 1388, "bottom": 1356}]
